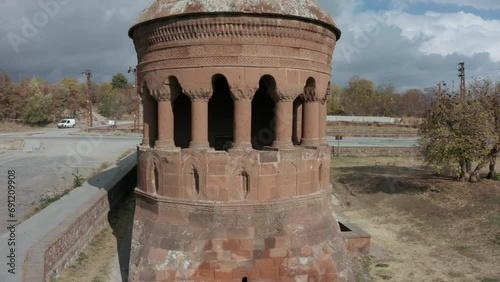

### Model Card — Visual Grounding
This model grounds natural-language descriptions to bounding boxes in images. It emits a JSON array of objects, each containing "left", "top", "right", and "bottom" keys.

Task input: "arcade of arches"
[
  {"left": 140, "top": 74, "right": 330, "bottom": 151},
  {"left": 128, "top": 0, "right": 354, "bottom": 280}
]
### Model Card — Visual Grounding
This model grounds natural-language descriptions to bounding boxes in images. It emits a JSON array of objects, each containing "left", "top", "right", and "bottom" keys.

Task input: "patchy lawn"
[{"left": 332, "top": 156, "right": 500, "bottom": 282}]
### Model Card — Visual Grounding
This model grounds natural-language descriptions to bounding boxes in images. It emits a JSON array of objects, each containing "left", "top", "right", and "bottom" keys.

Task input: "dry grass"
[
  {"left": 0, "top": 121, "right": 37, "bottom": 132},
  {"left": 333, "top": 156, "right": 500, "bottom": 281},
  {"left": 117, "top": 148, "right": 136, "bottom": 162}
]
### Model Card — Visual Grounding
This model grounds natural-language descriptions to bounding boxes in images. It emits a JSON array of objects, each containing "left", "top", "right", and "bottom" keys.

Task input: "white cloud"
[
  {"left": 396, "top": 0, "right": 500, "bottom": 10},
  {"left": 385, "top": 11, "right": 500, "bottom": 62}
]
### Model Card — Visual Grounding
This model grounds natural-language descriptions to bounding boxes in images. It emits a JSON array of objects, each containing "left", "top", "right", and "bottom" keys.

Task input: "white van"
[{"left": 57, "top": 118, "right": 76, "bottom": 128}]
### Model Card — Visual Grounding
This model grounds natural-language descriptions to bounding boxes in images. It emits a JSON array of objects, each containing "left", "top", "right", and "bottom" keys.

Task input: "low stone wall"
[
  {"left": 333, "top": 146, "right": 420, "bottom": 157},
  {"left": 327, "top": 116, "right": 401, "bottom": 123},
  {"left": 23, "top": 155, "right": 137, "bottom": 282}
]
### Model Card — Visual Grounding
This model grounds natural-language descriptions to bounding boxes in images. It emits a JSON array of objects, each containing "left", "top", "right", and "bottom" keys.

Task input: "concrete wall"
[
  {"left": 23, "top": 154, "right": 137, "bottom": 282},
  {"left": 327, "top": 116, "right": 401, "bottom": 123}
]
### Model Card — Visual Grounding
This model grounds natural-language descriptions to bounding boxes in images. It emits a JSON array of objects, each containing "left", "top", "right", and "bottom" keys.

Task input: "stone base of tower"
[{"left": 129, "top": 189, "right": 354, "bottom": 281}]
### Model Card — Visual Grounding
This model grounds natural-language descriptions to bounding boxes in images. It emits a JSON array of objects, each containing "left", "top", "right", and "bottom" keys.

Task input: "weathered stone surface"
[{"left": 129, "top": 0, "right": 353, "bottom": 280}]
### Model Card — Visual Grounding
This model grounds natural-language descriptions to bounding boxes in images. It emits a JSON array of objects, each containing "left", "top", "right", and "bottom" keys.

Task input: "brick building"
[{"left": 128, "top": 0, "right": 353, "bottom": 281}]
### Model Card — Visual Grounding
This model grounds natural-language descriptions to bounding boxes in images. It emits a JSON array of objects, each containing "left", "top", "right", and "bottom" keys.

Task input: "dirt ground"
[{"left": 333, "top": 156, "right": 500, "bottom": 282}]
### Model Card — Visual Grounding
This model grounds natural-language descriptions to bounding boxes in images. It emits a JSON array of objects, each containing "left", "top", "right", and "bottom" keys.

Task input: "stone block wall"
[
  {"left": 138, "top": 146, "right": 332, "bottom": 202},
  {"left": 129, "top": 189, "right": 352, "bottom": 281}
]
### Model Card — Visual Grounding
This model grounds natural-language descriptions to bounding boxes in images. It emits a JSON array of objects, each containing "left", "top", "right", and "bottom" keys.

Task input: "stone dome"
[{"left": 130, "top": 0, "right": 341, "bottom": 38}]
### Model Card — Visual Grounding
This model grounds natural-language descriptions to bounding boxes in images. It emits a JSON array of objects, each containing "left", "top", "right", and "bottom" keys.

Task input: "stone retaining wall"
[{"left": 23, "top": 156, "right": 137, "bottom": 282}]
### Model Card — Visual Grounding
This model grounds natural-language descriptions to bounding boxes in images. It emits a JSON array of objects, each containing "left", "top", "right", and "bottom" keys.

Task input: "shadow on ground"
[
  {"left": 108, "top": 192, "right": 135, "bottom": 281},
  {"left": 87, "top": 155, "right": 137, "bottom": 282},
  {"left": 336, "top": 165, "right": 442, "bottom": 194}
]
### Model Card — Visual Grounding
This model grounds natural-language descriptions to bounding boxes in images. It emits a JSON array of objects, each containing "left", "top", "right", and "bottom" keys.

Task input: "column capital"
[
  {"left": 231, "top": 87, "right": 257, "bottom": 101},
  {"left": 301, "top": 86, "right": 319, "bottom": 103},
  {"left": 183, "top": 88, "right": 212, "bottom": 101},
  {"left": 319, "top": 84, "right": 330, "bottom": 105},
  {"left": 273, "top": 86, "right": 304, "bottom": 102},
  {"left": 151, "top": 87, "right": 172, "bottom": 102}
]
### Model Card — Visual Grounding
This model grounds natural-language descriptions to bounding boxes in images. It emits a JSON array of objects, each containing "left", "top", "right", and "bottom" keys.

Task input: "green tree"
[
  {"left": 23, "top": 78, "right": 53, "bottom": 125},
  {"left": 341, "top": 76, "right": 376, "bottom": 115},
  {"left": 0, "top": 70, "right": 22, "bottom": 120},
  {"left": 419, "top": 85, "right": 495, "bottom": 182},
  {"left": 98, "top": 88, "right": 126, "bottom": 119},
  {"left": 327, "top": 84, "right": 343, "bottom": 115},
  {"left": 111, "top": 73, "right": 129, "bottom": 89}
]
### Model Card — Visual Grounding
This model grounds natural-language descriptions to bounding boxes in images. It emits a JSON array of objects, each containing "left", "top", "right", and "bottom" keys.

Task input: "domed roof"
[{"left": 130, "top": 0, "right": 340, "bottom": 38}]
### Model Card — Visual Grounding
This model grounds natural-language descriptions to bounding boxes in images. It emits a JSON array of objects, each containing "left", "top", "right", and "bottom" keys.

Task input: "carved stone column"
[
  {"left": 319, "top": 89, "right": 329, "bottom": 145},
  {"left": 142, "top": 94, "right": 152, "bottom": 147},
  {"left": 231, "top": 87, "right": 255, "bottom": 149},
  {"left": 184, "top": 89, "right": 212, "bottom": 149},
  {"left": 153, "top": 89, "right": 175, "bottom": 149},
  {"left": 272, "top": 88, "right": 302, "bottom": 149},
  {"left": 301, "top": 86, "right": 320, "bottom": 147}
]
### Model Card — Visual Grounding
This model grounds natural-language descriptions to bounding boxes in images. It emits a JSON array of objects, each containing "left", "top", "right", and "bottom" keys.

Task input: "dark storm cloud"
[
  {"left": 0, "top": 0, "right": 499, "bottom": 91},
  {"left": 0, "top": 0, "right": 146, "bottom": 82}
]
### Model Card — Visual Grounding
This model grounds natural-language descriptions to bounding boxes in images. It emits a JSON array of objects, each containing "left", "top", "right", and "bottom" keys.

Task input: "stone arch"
[
  {"left": 181, "top": 153, "right": 206, "bottom": 199},
  {"left": 170, "top": 76, "right": 191, "bottom": 148},
  {"left": 251, "top": 75, "right": 276, "bottom": 150},
  {"left": 229, "top": 156, "right": 259, "bottom": 201},
  {"left": 305, "top": 77, "right": 317, "bottom": 88},
  {"left": 209, "top": 74, "right": 234, "bottom": 151}
]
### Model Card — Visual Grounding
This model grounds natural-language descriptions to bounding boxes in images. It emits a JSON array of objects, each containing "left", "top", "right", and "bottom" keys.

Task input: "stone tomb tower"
[{"left": 128, "top": 0, "right": 353, "bottom": 281}]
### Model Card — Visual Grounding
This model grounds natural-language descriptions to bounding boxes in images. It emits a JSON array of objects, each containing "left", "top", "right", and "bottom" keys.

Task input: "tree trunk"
[
  {"left": 488, "top": 145, "right": 499, "bottom": 179},
  {"left": 459, "top": 161, "right": 470, "bottom": 182}
]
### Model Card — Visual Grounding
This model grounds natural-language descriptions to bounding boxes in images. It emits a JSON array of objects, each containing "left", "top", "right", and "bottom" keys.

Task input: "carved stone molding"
[
  {"left": 320, "top": 85, "right": 330, "bottom": 105},
  {"left": 302, "top": 86, "right": 319, "bottom": 103},
  {"left": 273, "top": 86, "right": 304, "bottom": 102},
  {"left": 231, "top": 87, "right": 257, "bottom": 101},
  {"left": 183, "top": 88, "right": 212, "bottom": 101},
  {"left": 133, "top": 17, "right": 337, "bottom": 51},
  {"left": 150, "top": 87, "right": 171, "bottom": 102}
]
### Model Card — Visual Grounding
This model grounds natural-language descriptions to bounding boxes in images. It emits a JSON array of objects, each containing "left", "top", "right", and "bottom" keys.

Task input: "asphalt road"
[{"left": 0, "top": 128, "right": 140, "bottom": 224}]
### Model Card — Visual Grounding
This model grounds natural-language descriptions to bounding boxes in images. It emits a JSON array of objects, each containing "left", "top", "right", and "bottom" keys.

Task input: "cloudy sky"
[{"left": 0, "top": 0, "right": 499, "bottom": 92}]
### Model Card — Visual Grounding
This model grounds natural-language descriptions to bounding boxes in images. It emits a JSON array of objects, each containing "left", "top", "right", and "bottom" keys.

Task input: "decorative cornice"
[
  {"left": 133, "top": 17, "right": 337, "bottom": 50},
  {"left": 231, "top": 87, "right": 257, "bottom": 101}
]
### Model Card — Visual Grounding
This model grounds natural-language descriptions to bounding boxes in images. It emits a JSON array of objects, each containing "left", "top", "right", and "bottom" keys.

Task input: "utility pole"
[
  {"left": 458, "top": 62, "right": 465, "bottom": 99},
  {"left": 82, "top": 70, "right": 93, "bottom": 128},
  {"left": 128, "top": 66, "right": 140, "bottom": 132},
  {"left": 438, "top": 81, "right": 446, "bottom": 97}
]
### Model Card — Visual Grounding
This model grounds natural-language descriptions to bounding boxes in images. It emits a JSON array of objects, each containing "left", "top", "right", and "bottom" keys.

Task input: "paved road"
[
  {"left": 326, "top": 136, "right": 419, "bottom": 147},
  {"left": 0, "top": 128, "right": 140, "bottom": 225}
]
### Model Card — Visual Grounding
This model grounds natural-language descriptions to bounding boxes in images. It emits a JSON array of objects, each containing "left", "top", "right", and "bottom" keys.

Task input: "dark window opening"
[
  {"left": 209, "top": 74, "right": 234, "bottom": 151},
  {"left": 251, "top": 75, "right": 276, "bottom": 150},
  {"left": 242, "top": 278, "right": 248, "bottom": 282}
]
